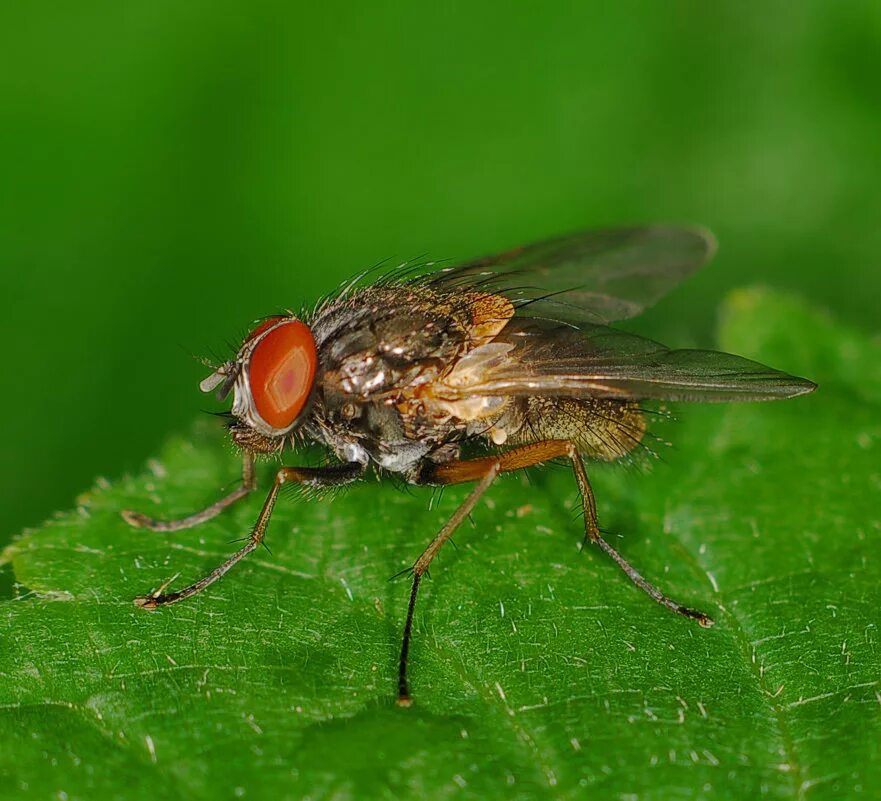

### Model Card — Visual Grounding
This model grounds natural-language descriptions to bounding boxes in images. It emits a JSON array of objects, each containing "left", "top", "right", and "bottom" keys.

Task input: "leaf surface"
[{"left": 1, "top": 288, "right": 878, "bottom": 801}]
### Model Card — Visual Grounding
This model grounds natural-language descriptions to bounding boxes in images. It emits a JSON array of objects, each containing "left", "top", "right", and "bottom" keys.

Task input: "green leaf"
[{"left": 2, "top": 288, "right": 878, "bottom": 801}]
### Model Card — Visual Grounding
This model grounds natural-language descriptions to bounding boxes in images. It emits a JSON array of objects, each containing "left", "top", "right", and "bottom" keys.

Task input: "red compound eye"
[
  {"left": 247, "top": 320, "right": 317, "bottom": 431},
  {"left": 244, "top": 316, "right": 285, "bottom": 344}
]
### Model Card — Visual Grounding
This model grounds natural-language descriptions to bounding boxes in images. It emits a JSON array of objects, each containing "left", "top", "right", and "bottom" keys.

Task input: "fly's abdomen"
[{"left": 507, "top": 396, "right": 646, "bottom": 461}]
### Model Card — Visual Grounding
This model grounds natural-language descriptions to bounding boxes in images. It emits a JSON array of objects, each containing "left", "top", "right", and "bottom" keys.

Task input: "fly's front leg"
[
  {"left": 134, "top": 461, "right": 364, "bottom": 609},
  {"left": 122, "top": 452, "right": 257, "bottom": 532}
]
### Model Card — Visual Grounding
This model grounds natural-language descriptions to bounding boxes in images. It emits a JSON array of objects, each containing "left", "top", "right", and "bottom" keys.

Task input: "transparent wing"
[
  {"left": 427, "top": 225, "right": 717, "bottom": 324},
  {"left": 447, "top": 321, "right": 816, "bottom": 403}
]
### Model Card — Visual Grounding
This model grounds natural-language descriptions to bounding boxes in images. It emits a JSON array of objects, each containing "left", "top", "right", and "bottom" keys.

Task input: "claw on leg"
[{"left": 134, "top": 573, "right": 180, "bottom": 610}]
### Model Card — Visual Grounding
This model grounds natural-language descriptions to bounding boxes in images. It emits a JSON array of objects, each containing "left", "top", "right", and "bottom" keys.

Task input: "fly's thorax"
[
  {"left": 385, "top": 340, "right": 517, "bottom": 445},
  {"left": 310, "top": 283, "right": 514, "bottom": 400},
  {"left": 304, "top": 283, "right": 518, "bottom": 472},
  {"left": 311, "top": 389, "right": 439, "bottom": 474},
  {"left": 312, "top": 287, "right": 469, "bottom": 400}
]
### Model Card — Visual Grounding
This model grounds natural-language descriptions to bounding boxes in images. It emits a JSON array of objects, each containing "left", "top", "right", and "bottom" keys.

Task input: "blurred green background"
[{"left": 1, "top": 1, "right": 879, "bottom": 543}]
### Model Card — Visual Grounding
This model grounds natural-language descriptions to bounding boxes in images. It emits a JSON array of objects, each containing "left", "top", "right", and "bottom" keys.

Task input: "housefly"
[{"left": 123, "top": 225, "right": 816, "bottom": 705}]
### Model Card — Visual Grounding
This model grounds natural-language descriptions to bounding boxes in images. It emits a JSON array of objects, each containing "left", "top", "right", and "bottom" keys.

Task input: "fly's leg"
[
  {"left": 134, "top": 462, "right": 364, "bottom": 609},
  {"left": 397, "top": 439, "right": 713, "bottom": 706},
  {"left": 396, "top": 466, "right": 499, "bottom": 706},
  {"left": 397, "top": 439, "right": 579, "bottom": 706},
  {"left": 122, "top": 453, "right": 257, "bottom": 532},
  {"left": 566, "top": 445, "right": 714, "bottom": 628}
]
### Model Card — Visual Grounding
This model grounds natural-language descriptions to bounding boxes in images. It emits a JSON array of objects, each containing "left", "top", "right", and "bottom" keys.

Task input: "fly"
[{"left": 122, "top": 225, "right": 816, "bottom": 706}]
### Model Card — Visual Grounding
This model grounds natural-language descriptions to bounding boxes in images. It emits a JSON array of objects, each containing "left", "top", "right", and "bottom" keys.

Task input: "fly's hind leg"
[
  {"left": 122, "top": 453, "right": 257, "bottom": 532},
  {"left": 566, "top": 446, "right": 714, "bottom": 628},
  {"left": 134, "top": 461, "right": 364, "bottom": 609},
  {"left": 397, "top": 439, "right": 713, "bottom": 706}
]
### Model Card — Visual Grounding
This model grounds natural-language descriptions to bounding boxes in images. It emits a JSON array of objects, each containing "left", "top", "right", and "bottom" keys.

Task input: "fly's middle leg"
[
  {"left": 396, "top": 465, "right": 499, "bottom": 707},
  {"left": 398, "top": 439, "right": 579, "bottom": 706}
]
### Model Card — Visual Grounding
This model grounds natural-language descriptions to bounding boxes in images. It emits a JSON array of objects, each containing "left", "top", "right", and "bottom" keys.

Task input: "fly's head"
[{"left": 200, "top": 315, "right": 318, "bottom": 454}]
